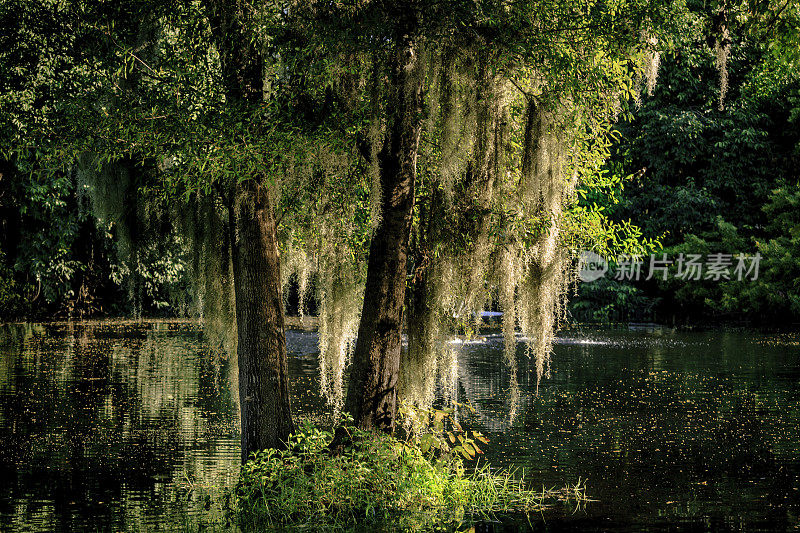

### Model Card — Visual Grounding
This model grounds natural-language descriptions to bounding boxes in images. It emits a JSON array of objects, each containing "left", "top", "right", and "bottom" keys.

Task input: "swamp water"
[{"left": 0, "top": 322, "right": 798, "bottom": 531}]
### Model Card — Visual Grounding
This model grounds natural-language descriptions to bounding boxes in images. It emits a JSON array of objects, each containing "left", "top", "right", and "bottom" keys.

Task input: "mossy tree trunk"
[
  {"left": 206, "top": 0, "right": 294, "bottom": 460},
  {"left": 231, "top": 180, "right": 294, "bottom": 461},
  {"left": 345, "top": 22, "right": 424, "bottom": 432}
]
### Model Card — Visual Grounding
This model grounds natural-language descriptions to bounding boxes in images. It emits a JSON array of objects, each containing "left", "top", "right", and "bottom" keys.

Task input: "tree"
[
  {"left": 204, "top": 0, "right": 295, "bottom": 460},
  {"left": 0, "top": 0, "right": 305, "bottom": 459},
  {"left": 2, "top": 0, "right": 690, "bottom": 451},
  {"left": 342, "top": 5, "right": 425, "bottom": 432},
  {"left": 282, "top": 0, "right": 682, "bottom": 431}
]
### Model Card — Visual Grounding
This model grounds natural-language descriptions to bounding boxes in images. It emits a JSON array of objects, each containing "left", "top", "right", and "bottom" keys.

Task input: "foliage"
[
  {"left": 0, "top": 159, "right": 121, "bottom": 318},
  {"left": 0, "top": 159, "right": 190, "bottom": 319},
  {"left": 234, "top": 415, "right": 582, "bottom": 531},
  {"left": 386, "top": 0, "right": 688, "bottom": 416},
  {"left": 570, "top": 276, "right": 660, "bottom": 324},
  {"left": 0, "top": 249, "right": 24, "bottom": 317},
  {"left": 569, "top": 0, "right": 800, "bottom": 326},
  {"left": 398, "top": 402, "right": 489, "bottom": 461},
  {"left": 663, "top": 187, "right": 800, "bottom": 323},
  {"left": 0, "top": 1, "right": 197, "bottom": 320}
]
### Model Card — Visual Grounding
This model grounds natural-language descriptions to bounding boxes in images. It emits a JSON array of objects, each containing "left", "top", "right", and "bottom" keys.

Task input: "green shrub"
[{"left": 234, "top": 417, "right": 581, "bottom": 531}]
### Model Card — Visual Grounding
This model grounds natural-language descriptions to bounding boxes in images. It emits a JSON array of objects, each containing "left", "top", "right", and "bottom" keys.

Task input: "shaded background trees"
[{"left": 571, "top": 0, "right": 800, "bottom": 326}]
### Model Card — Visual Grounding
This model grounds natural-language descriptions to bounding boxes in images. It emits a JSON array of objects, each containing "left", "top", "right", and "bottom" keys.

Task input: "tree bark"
[
  {"left": 231, "top": 180, "right": 294, "bottom": 461},
  {"left": 344, "top": 28, "right": 423, "bottom": 432},
  {"left": 402, "top": 180, "right": 441, "bottom": 399}
]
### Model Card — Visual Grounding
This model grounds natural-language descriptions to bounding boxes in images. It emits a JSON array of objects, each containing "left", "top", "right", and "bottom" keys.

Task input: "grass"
[{"left": 233, "top": 419, "right": 588, "bottom": 531}]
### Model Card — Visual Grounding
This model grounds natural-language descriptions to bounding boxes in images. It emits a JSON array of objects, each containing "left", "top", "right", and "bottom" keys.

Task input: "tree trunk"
[
  {"left": 231, "top": 180, "right": 295, "bottom": 461},
  {"left": 344, "top": 30, "right": 423, "bottom": 432},
  {"left": 401, "top": 180, "right": 442, "bottom": 401},
  {"left": 401, "top": 258, "right": 431, "bottom": 395}
]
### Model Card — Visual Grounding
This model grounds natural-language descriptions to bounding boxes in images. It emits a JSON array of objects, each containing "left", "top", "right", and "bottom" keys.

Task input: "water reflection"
[
  {"left": 0, "top": 323, "right": 798, "bottom": 531},
  {"left": 0, "top": 322, "right": 240, "bottom": 531}
]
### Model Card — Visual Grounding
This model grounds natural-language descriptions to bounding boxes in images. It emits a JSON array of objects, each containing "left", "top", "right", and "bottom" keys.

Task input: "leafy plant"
[
  {"left": 0, "top": 248, "right": 25, "bottom": 318},
  {"left": 234, "top": 417, "right": 584, "bottom": 531},
  {"left": 398, "top": 402, "right": 489, "bottom": 461}
]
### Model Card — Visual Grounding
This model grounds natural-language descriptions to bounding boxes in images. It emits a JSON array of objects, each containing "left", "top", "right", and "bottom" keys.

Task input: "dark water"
[
  {"left": 462, "top": 330, "right": 800, "bottom": 532},
  {"left": 0, "top": 322, "right": 798, "bottom": 531}
]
